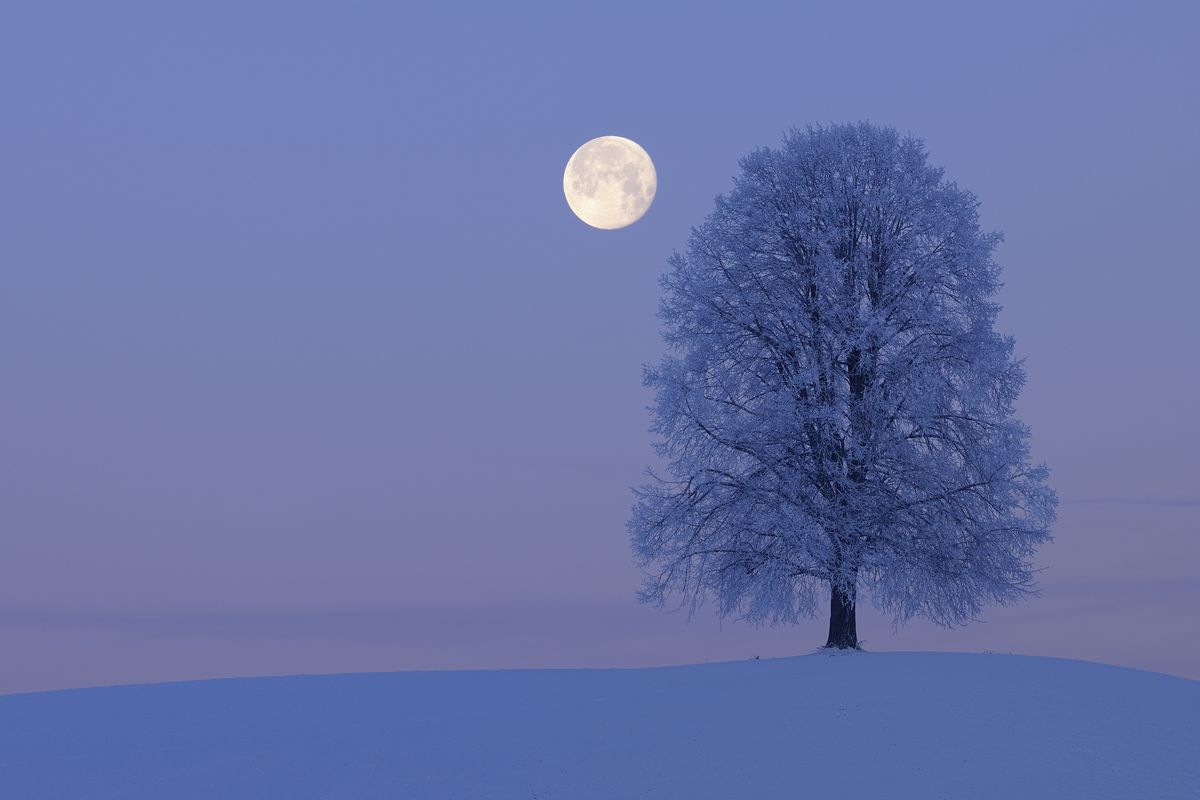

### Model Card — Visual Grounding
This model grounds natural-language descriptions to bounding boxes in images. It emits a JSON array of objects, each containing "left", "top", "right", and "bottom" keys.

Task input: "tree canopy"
[{"left": 629, "top": 123, "right": 1057, "bottom": 648}]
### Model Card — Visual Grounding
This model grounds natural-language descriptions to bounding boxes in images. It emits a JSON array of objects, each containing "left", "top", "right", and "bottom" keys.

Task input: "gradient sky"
[{"left": 2, "top": 1, "right": 1197, "bottom": 694}]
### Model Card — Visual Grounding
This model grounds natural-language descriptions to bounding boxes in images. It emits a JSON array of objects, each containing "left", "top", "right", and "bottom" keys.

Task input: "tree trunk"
[{"left": 825, "top": 582, "right": 858, "bottom": 649}]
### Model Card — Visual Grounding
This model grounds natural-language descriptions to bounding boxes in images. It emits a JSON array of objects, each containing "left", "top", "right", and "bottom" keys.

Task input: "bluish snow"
[{"left": 1, "top": 651, "right": 1197, "bottom": 799}]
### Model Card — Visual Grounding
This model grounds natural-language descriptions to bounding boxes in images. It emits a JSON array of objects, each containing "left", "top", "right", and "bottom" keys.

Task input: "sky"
[{"left": 1, "top": 0, "right": 1197, "bottom": 694}]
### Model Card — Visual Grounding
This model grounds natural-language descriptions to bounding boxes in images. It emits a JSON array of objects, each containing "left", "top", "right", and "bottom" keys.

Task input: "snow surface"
[{"left": 1, "top": 651, "right": 1196, "bottom": 799}]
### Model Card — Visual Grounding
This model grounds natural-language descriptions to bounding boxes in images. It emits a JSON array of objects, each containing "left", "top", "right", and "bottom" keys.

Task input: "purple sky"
[{"left": 2, "top": 1, "right": 1198, "bottom": 694}]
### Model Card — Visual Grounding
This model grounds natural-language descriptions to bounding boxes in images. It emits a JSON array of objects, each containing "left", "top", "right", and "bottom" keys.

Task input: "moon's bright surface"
[{"left": 563, "top": 136, "right": 656, "bottom": 229}]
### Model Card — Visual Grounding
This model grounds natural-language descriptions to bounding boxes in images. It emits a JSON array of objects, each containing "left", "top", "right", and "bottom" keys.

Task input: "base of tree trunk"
[{"left": 825, "top": 583, "right": 858, "bottom": 649}]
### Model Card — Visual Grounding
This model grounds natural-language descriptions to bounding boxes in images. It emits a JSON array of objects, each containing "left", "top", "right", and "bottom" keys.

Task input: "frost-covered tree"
[{"left": 629, "top": 123, "right": 1057, "bottom": 649}]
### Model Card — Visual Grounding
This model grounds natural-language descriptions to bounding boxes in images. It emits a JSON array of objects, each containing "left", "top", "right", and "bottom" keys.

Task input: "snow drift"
[{"left": 1, "top": 651, "right": 1196, "bottom": 799}]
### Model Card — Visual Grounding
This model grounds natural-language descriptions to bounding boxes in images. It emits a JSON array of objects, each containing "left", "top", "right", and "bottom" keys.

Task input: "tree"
[{"left": 629, "top": 123, "right": 1057, "bottom": 649}]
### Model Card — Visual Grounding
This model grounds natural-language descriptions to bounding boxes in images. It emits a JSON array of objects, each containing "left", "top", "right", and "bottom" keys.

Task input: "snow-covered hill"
[{"left": 1, "top": 651, "right": 1196, "bottom": 799}]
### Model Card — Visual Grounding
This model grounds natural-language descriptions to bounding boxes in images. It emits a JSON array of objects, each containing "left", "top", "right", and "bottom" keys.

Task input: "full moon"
[{"left": 563, "top": 135, "right": 656, "bottom": 230}]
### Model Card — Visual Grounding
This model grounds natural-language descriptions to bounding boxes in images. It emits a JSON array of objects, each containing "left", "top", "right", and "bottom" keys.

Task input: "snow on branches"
[{"left": 629, "top": 123, "right": 1057, "bottom": 647}]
